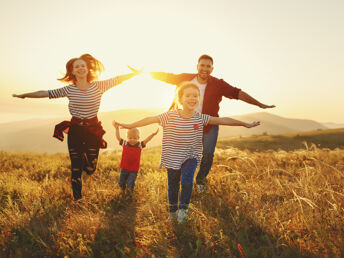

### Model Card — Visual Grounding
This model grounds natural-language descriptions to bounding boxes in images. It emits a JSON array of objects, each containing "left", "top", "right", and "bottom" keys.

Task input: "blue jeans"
[
  {"left": 196, "top": 125, "right": 219, "bottom": 185},
  {"left": 167, "top": 158, "right": 197, "bottom": 212},
  {"left": 119, "top": 169, "right": 138, "bottom": 190}
]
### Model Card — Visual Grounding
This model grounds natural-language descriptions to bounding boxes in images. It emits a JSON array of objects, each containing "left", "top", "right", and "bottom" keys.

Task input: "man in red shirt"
[{"left": 148, "top": 54, "right": 275, "bottom": 192}]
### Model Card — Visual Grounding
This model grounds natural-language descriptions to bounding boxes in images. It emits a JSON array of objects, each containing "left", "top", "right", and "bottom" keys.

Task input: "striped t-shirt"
[
  {"left": 48, "top": 77, "right": 119, "bottom": 119},
  {"left": 158, "top": 110, "right": 210, "bottom": 170}
]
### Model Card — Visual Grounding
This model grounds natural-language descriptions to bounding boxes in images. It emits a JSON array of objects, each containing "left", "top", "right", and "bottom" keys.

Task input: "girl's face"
[
  {"left": 72, "top": 59, "right": 88, "bottom": 79},
  {"left": 179, "top": 87, "right": 200, "bottom": 111}
]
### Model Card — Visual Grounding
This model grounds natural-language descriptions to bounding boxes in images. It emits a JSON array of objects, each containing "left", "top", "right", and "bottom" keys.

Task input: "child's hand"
[
  {"left": 112, "top": 120, "right": 119, "bottom": 129},
  {"left": 245, "top": 121, "right": 260, "bottom": 128},
  {"left": 153, "top": 128, "right": 159, "bottom": 135}
]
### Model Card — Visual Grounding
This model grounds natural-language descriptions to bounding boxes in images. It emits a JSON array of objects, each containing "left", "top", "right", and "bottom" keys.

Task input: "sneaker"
[
  {"left": 169, "top": 211, "right": 178, "bottom": 222},
  {"left": 177, "top": 209, "right": 188, "bottom": 223},
  {"left": 196, "top": 184, "right": 205, "bottom": 193}
]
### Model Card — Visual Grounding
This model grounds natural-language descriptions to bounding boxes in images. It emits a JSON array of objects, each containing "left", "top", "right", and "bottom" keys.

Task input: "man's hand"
[{"left": 259, "top": 103, "right": 276, "bottom": 109}]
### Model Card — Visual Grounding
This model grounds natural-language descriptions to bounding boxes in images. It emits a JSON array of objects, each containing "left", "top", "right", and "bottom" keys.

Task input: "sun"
[{"left": 99, "top": 72, "right": 176, "bottom": 112}]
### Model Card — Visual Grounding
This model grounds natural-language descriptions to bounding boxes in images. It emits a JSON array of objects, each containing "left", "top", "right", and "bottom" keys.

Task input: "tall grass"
[{"left": 0, "top": 143, "right": 343, "bottom": 257}]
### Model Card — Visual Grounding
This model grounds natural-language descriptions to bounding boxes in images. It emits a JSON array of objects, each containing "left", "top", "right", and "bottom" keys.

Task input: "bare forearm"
[
  {"left": 238, "top": 91, "right": 275, "bottom": 109},
  {"left": 115, "top": 72, "right": 138, "bottom": 85},
  {"left": 120, "top": 116, "right": 159, "bottom": 129},
  {"left": 238, "top": 91, "right": 263, "bottom": 107},
  {"left": 209, "top": 116, "right": 260, "bottom": 128},
  {"left": 12, "top": 90, "right": 48, "bottom": 99},
  {"left": 210, "top": 117, "right": 249, "bottom": 127},
  {"left": 115, "top": 128, "right": 121, "bottom": 142}
]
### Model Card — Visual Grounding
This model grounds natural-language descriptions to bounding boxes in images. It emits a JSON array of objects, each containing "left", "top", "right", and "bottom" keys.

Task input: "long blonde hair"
[{"left": 169, "top": 81, "right": 200, "bottom": 110}]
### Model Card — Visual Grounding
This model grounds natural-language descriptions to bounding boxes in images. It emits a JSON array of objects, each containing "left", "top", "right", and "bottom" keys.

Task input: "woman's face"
[{"left": 72, "top": 59, "right": 88, "bottom": 79}]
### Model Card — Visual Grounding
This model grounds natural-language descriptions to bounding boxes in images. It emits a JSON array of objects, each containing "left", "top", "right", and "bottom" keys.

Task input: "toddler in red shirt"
[{"left": 113, "top": 121, "right": 158, "bottom": 191}]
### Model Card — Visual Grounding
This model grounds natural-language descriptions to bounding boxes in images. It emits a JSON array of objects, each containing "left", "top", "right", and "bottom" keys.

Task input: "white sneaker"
[
  {"left": 169, "top": 211, "right": 178, "bottom": 222},
  {"left": 177, "top": 209, "right": 188, "bottom": 223},
  {"left": 196, "top": 184, "right": 205, "bottom": 193}
]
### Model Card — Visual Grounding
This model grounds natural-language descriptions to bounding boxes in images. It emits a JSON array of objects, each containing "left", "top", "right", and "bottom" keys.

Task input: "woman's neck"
[
  {"left": 178, "top": 108, "right": 195, "bottom": 118},
  {"left": 75, "top": 78, "right": 90, "bottom": 89}
]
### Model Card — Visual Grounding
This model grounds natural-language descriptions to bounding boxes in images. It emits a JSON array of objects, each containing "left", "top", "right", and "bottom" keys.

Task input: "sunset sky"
[{"left": 1, "top": 0, "right": 343, "bottom": 123}]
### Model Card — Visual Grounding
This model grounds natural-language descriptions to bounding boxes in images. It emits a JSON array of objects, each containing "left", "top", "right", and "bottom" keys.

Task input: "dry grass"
[{"left": 0, "top": 143, "right": 343, "bottom": 257}]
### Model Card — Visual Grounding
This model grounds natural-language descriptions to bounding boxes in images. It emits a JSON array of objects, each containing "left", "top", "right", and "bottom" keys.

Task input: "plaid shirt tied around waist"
[{"left": 53, "top": 116, "right": 107, "bottom": 149}]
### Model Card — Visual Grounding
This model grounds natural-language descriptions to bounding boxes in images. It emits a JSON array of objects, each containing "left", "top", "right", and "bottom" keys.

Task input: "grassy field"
[{"left": 0, "top": 130, "right": 343, "bottom": 257}]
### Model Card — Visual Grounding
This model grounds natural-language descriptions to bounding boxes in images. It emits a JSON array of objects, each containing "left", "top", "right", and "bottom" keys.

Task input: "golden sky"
[{"left": 0, "top": 0, "right": 343, "bottom": 123}]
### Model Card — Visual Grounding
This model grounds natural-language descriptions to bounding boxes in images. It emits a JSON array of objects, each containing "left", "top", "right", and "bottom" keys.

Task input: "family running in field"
[{"left": 13, "top": 54, "right": 275, "bottom": 223}]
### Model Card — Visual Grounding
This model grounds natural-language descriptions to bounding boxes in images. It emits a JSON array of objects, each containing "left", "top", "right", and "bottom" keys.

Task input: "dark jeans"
[
  {"left": 67, "top": 124, "right": 100, "bottom": 201},
  {"left": 119, "top": 169, "right": 138, "bottom": 190},
  {"left": 167, "top": 158, "right": 197, "bottom": 212},
  {"left": 196, "top": 125, "right": 219, "bottom": 185}
]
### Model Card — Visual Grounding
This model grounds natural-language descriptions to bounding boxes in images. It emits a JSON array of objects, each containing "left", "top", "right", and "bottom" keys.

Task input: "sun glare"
[{"left": 100, "top": 72, "right": 175, "bottom": 112}]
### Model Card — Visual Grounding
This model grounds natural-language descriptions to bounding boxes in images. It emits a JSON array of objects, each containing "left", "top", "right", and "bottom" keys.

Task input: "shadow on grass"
[
  {"left": 193, "top": 188, "right": 316, "bottom": 258},
  {"left": 2, "top": 199, "right": 69, "bottom": 257},
  {"left": 91, "top": 191, "right": 138, "bottom": 257}
]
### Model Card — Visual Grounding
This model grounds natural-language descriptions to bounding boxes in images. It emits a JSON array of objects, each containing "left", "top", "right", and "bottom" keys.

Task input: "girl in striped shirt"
[
  {"left": 115, "top": 81, "right": 260, "bottom": 223},
  {"left": 13, "top": 54, "right": 141, "bottom": 202}
]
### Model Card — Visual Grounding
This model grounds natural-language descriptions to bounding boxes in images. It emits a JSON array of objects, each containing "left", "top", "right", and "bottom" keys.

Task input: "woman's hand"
[
  {"left": 128, "top": 65, "right": 144, "bottom": 75},
  {"left": 12, "top": 94, "right": 26, "bottom": 99},
  {"left": 245, "top": 121, "right": 260, "bottom": 128}
]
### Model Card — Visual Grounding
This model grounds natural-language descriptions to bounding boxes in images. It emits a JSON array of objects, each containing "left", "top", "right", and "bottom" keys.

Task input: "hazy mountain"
[
  {"left": 321, "top": 122, "right": 344, "bottom": 129},
  {"left": 0, "top": 109, "right": 329, "bottom": 153}
]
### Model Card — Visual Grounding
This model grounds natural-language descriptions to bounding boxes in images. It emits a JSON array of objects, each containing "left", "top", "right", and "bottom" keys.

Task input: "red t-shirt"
[{"left": 119, "top": 139, "right": 146, "bottom": 172}]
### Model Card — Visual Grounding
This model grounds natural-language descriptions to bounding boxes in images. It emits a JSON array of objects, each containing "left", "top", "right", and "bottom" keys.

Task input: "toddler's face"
[{"left": 127, "top": 130, "right": 140, "bottom": 145}]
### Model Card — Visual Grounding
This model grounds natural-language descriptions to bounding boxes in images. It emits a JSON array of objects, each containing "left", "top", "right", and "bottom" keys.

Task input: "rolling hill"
[{"left": 0, "top": 109, "right": 335, "bottom": 153}]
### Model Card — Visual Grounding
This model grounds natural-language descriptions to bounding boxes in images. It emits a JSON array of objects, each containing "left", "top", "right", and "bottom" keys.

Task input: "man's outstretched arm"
[{"left": 238, "top": 90, "right": 275, "bottom": 109}]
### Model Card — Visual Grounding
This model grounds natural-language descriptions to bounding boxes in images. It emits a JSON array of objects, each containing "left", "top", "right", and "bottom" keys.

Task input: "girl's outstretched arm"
[
  {"left": 209, "top": 116, "right": 260, "bottom": 128},
  {"left": 116, "top": 116, "right": 160, "bottom": 129},
  {"left": 12, "top": 90, "right": 49, "bottom": 99}
]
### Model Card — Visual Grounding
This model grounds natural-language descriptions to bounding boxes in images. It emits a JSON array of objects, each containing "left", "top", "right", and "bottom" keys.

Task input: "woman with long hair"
[{"left": 13, "top": 53, "right": 141, "bottom": 201}]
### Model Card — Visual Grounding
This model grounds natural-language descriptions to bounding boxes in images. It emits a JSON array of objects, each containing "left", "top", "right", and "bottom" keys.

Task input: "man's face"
[{"left": 197, "top": 58, "right": 213, "bottom": 81}]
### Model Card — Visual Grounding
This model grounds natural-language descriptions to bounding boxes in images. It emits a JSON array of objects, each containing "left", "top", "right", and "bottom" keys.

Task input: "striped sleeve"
[
  {"left": 158, "top": 112, "right": 169, "bottom": 127},
  {"left": 95, "top": 77, "right": 120, "bottom": 93},
  {"left": 201, "top": 114, "right": 210, "bottom": 126},
  {"left": 48, "top": 86, "right": 70, "bottom": 99}
]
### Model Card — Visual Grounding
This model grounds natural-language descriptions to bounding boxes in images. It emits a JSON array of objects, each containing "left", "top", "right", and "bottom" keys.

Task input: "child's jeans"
[
  {"left": 119, "top": 169, "right": 138, "bottom": 190},
  {"left": 167, "top": 158, "right": 197, "bottom": 213}
]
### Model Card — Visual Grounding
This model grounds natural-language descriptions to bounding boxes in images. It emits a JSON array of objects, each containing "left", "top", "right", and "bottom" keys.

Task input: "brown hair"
[
  {"left": 58, "top": 54, "right": 104, "bottom": 84},
  {"left": 169, "top": 81, "right": 200, "bottom": 110},
  {"left": 198, "top": 54, "right": 213, "bottom": 64}
]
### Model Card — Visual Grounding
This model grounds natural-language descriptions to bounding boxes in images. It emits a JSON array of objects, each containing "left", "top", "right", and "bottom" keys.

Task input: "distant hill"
[
  {"left": 0, "top": 109, "right": 331, "bottom": 153},
  {"left": 321, "top": 122, "right": 344, "bottom": 129},
  {"left": 218, "top": 112, "right": 328, "bottom": 138},
  {"left": 217, "top": 128, "right": 344, "bottom": 151}
]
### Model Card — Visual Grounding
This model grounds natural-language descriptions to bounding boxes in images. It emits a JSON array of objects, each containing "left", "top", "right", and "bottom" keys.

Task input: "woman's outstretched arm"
[
  {"left": 12, "top": 90, "right": 49, "bottom": 99},
  {"left": 115, "top": 67, "right": 143, "bottom": 85}
]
